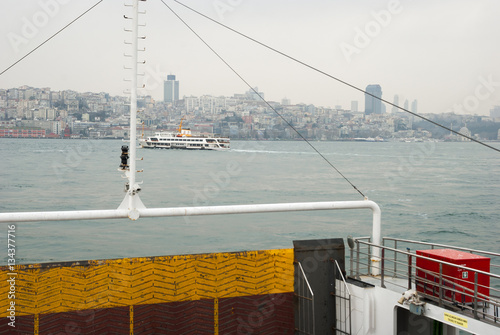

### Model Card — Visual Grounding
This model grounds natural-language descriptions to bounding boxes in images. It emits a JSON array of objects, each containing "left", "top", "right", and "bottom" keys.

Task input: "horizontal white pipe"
[
  {"left": 139, "top": 200, "right": 381, "bottom": 275},
  {"left": 0, "top": 209, "right": 129, "bottom": 222},
  {"left": 0, "top": 200, "right": 381, "bottom": 274},
  {"left": 138, "top": 200, "right": 380, "bottom": 217},
  {"left": 0, "top": 201, "right": 379, "bottom": 221}
]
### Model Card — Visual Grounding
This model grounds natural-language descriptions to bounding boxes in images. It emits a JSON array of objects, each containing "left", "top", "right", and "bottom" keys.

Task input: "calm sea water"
[{"left": 1, "top": 138, "right": 499, "bottom": 265}]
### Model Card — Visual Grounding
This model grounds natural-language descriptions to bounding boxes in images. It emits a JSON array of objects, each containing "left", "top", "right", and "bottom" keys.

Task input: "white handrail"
[{"left": 0, "top": 200, "right": 382, "bottom": 275}]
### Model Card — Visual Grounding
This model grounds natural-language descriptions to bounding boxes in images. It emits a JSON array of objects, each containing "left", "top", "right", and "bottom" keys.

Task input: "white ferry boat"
[{"left": 139, "top": 119, "right": 230, "bottom": 150}]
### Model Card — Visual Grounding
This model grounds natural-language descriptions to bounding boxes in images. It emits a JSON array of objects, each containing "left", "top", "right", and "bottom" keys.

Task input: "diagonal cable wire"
[
  {"left": 160, "top": 0, "right": 366, "bottom": 198},
  {"left": 172, "top": 0, "right": 500, "bottom": 154},
  {"left": 0, "top": 0, "right": 104, "bottom": 77}
]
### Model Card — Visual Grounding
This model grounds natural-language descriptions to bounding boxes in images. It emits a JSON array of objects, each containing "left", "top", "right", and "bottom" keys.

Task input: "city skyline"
[
  {"left": 1, "top": 1, "right": 499, "bottom": 115},
  {"left": 4, "top": 83, "right": 500, "bottom": 120},
  {"left": 3, "top": 84, "right": 499, "bottom": 142}
]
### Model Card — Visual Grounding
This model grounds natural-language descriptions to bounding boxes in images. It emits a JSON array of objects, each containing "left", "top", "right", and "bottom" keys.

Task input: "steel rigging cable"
[
  {"left": 160, "top": 0, "right": 366, "bottom": 198},
  {"left": 0, "top": 1, "right": 104, "bottom": 77},
  {"left": 0, "top": 0, "right": 366, "bottom": 198},
  {"left": 2, "top": 1, "right": 498, "bottom": 195},
  {"left": 170, "top": 0, "right": 500, "bottom": 155}
]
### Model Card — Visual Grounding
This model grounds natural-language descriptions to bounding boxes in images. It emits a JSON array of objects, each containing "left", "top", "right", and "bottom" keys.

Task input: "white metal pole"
[
  {"left": 370, "top": 204, "right": 382, "bottom": 275},
  {"left": 128, "top": 0, "right": 139, "bottom": 208}
]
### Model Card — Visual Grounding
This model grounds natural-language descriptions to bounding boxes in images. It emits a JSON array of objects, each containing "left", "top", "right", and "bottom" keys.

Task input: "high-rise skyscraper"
[
  {"left": 351, "top": 100, "right": 358, "bottom": 112},
  {"left": 392, "top": 95, "right": 399, "bottom": 113},
  {"left": 411, "top": 99, "right": 418, "bottom": 113},
  {"left": 364, "top": 84, "right": 382, "bottom": 115},
  {"left": 164, "top": 75, "right": 179, "bottom": 103}
]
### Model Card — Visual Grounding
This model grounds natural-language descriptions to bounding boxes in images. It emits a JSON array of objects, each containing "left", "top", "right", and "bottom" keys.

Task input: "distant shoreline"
[{"left": 1, "top": 137, "right": 499, "bottom": 143}]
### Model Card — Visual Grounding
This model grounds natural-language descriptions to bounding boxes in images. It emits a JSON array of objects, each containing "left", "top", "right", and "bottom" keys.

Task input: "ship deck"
[
  {"left": 344, "top": 237, "right": 500, "bottom": 334},
  {"left": 2, "top": 236, "right": 499, "bottom": 334}
]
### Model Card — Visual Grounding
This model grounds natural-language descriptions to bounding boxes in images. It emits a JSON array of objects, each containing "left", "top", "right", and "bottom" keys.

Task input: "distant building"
[
  {"left": 307, "top": 104, "right": 316, "bottom": 114},
  {"left": 245, "top": 87, "right": 264, "bottom": 101},
  {"left": 364, "top": 84, "right": 382, "bottom": 115},
  {"left": 411, "top": 99, "right": 418, "bottom": 114},
  {"left": 164, "top": 75, "right": 179, "bottom": 103},
  {"left": 490, "top": 106, "right": 500, "bottom": 118},
  {"left": 391, "top": 95, "right": 399, "bottom": 113},
  {"left": 351, "top": 100, "right": 358, "bottom": 112},
  {"left": 0, "top": 127, "right": 45, "bottom": 138},
  {"left": 459, "top": 126, "right": 471, "bottom": 141},
  {"left": 281, "top": 97, "right": 291, "bottom": 105}
]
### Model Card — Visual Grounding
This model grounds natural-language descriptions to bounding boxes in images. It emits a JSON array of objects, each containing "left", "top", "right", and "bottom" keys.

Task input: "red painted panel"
[
  {"left": 0, "top": 314, "right": 33, "bottom": 335},
  {"left": 2, "top": 294, "right": 294, "bottom": 334},
  {"left": 39, "top": 306, "right": 129, "bottom": 334},
  {"left": 219, "top": 293, "right": 294, "bottom": 334},
  {"left": 134, "top": 299, "right": 214, "bottom": 334}
]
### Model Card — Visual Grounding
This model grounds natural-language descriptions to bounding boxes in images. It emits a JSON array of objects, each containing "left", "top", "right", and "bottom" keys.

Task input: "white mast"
[
  {"left": 119, "top": 0, "right": 145, "bottom": 219},
  {"left": 129, "top": 0, "right": 138, "bottom": 202}
]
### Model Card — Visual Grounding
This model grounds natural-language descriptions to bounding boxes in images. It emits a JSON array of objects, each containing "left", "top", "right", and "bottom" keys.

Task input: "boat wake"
[
  {"left": 33, "top": 149, "right": 68, "bottom": 153},
  {"left": 419, "top": 229, "right": 472, "bottom": 237},
  {"left": 231, "top": 149, "right": 315, "bottom": 155}
]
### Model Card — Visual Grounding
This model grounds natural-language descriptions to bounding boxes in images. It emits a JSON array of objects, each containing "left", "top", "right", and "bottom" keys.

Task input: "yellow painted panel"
[{"left": 0, "top": 248, "right": 294, "bottom": 317}]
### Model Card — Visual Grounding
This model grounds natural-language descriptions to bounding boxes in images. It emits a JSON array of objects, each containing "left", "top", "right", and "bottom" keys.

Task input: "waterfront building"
[{"left": 0, "top": 127, "right": 45, "bottom": 138}]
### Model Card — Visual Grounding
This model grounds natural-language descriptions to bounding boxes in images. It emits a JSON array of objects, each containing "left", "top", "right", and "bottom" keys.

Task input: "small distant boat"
[{"left": 139, "top": 118, "right": 230, "bottom": 150}]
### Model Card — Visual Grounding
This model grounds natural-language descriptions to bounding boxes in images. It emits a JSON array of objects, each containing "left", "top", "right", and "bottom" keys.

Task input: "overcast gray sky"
[{"left": 1, "top": 0, "right": 499, "bottom": 115}]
